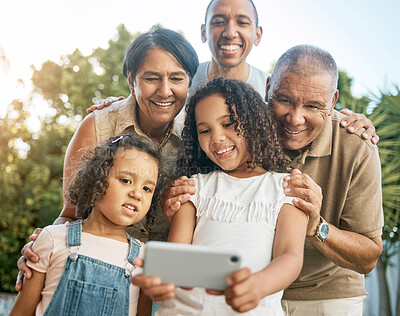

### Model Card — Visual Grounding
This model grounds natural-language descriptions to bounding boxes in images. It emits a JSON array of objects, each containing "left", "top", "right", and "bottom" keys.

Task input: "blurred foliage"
[
  {"left": 371, "top": 91, "right": 400, "bottom": 313},
  {"left": 336, "top": 70, "right": 372, "bottom": 114},
  {"left": 31, "top": 24, "right": 134, "bottom": 123},
  {"left": 0, "top": 24, "right": 138, "bottom": 292},
  {"left": 0, "top": 97, "right": 69, "bottom": 292},
  {"left": 370, "top": 91, "right": 400, "bottom": 239},
  {"left": 337, "top": 71, "right": 400, "bottom": 243},
  {"left": 337, "top": 72, "right": 400, "bottom": 315}
]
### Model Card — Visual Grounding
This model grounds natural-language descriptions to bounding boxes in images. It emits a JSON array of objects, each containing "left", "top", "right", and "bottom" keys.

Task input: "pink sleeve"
[{"left": 26, "top": 227, "right": 54, "bottom": 273}]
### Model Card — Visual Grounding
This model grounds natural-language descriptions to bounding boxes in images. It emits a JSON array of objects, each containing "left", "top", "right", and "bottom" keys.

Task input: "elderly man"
[
  {"left": 160, "top": 45, "right": 383, "bottom": 315},
  {"left": 266, "top": 45, "right": 383, "bottom": 315}
]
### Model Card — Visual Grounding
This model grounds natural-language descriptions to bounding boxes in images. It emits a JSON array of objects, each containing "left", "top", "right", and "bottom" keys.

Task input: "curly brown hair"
[
  {"left": 177, "top": 77, "right": 288, "bottom": 176},
  {"left": 68, "top": 135, "right": 160, "bottom": 220}
]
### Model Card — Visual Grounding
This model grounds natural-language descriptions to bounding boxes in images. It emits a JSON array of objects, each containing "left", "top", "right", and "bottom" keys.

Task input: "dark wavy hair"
[
  {"left": 123, "top": 26, "right": 199, "bottom": 87},
  {"left": 68, "top": 135, "right": 160, "bottom": 220},
  {"left": 177, "top": 77, "right": 288, "bottom": 177}
]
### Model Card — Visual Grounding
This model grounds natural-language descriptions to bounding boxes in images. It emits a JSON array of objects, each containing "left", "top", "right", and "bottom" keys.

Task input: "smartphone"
[{"left": 143, "top": 241, "right": 243, "bottom": 290}]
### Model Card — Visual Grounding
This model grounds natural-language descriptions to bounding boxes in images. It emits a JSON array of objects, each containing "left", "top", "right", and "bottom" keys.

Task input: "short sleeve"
[
  {"left": 189, "top": 174, "right": 200, "bottom": 208},
  {"left": 341, "top": 146, "right": 383, "bottom": 238},
  {"left": 26, "top": 227, "right": 55, "bottom": 273},
  {"left": 279, "top": 174, "right": 295, "bottom": 207}
]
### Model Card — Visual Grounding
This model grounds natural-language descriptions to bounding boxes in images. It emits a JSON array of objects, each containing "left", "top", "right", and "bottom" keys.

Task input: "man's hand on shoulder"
[
  {"left": 340, "top": 108, "right": 379, "bottom": 144},
  {"left": 161, "top": 176, "right": 196, "bottom": 223},
  {"left": 86, "top": 96, "right": 126, "bottom": 114},
  {"left": 282, "top": 169, "right": 323, "bottom": 236}
]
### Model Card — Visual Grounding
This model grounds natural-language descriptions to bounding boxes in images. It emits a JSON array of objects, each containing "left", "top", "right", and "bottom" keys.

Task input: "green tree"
[
  {"left": 368, "top": 90, "right": 400, "bottom": 316},
  {"left": 336, "top": 70, "right": 371, "bottom": 114},
  {"left": 337, "top": 72, "right": 400, "bottom": 315},
  {"left": 91, "top": 24, "right": 135, "bottom": 99},
  {"left": 0, "top": 98, "right": 35, "bottom": 292},
  {"left": 0, "top": 24, "right": 137, "bottom": 292},
  {"left": 0, "top": 95, "right": 68, "bottom": 292}
]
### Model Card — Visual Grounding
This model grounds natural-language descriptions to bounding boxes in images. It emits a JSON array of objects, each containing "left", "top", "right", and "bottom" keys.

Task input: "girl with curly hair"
[
  {"left": 141, "top": 77, "right": 308, "bottom": 315},
  {"left": 11, "top": 135, "right": 159, "bottom": 316}
]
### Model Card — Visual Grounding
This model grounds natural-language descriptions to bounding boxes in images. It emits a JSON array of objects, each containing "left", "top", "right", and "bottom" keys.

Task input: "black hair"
[
  {"left": 123, "top": 26, "right": 199, "bottom": 87},
  {"left": 205, "top": 0, "right": 259, "bottom": 26},
  {"left": 177, "top": 77, "right": 288, "bottom": 176},
  {"left": 68, "top": 135, "right": 160, "bottom": 220}
]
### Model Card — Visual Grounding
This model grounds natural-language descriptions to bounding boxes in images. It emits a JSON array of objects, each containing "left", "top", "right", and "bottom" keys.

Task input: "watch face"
[{"left": 319, "top": 223, "right": 329, "bottom": 239}]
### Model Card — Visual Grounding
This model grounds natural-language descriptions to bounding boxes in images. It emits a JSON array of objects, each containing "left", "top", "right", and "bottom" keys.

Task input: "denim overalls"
[{"left": 44, "top": 220, "right": 140, "bottom": 316}]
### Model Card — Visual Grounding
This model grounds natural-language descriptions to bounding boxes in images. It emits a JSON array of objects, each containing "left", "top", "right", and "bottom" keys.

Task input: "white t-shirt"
[
  {"left": 157, "top": 171, "right": 294, "bottom": 316},
  {"left": 27, "top": 223, "right": 144, "bottom": 316}
]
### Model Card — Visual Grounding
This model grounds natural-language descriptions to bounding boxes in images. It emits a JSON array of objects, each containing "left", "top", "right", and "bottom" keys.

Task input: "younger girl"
[
  {"left": 146, "top": 77, "right": 308, "bottom": 315},
  {"left": 11, "top": 135, "right": 159, "bottom": 316}
]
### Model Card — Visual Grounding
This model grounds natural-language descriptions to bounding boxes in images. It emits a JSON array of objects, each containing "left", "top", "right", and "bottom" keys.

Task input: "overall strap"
[
  {"left": 67, "top": 220, "right": 83, "bottom": 247},
  {"left": 126, "top": 234, "right": 141, "bottom": 265}
]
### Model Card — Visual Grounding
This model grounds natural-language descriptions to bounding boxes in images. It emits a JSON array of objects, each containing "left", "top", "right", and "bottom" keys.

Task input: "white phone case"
[{"left": 143, "top": 241, "right": 243, "bottom": 290}]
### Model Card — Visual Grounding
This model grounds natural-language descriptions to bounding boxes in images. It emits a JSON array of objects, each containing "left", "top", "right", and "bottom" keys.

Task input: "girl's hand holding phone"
[
  {"left": 224, "top": 267, "right": 262, "bottom": 313},
  {"left": 132, "top": 258, "right": 176, "bottom": 302}
]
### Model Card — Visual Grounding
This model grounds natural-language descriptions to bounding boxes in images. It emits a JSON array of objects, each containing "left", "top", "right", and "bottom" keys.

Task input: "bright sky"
[{"left": 1, "top": 0, "right": 400, "bottom": 124}]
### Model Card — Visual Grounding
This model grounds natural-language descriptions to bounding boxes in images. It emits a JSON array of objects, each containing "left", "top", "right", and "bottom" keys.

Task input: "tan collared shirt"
[
  {"left": 283, "top": 110, "right": 383, "bottom": 300},
  {"left": 95, "top": 95, "right": 180, "bottom": 242}
]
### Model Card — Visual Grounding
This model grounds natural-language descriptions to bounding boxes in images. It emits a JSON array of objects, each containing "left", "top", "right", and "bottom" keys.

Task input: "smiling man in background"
[
  {"left": 193, "top": 0, "right": 266, "bottom": 93},
  {"left": 267, "top": 44, "right": 383, "bottom": 316}
]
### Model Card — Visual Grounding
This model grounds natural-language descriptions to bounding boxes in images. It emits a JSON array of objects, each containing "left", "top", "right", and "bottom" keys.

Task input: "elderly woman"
[
  {"left": 58, "top": 27, "right": 198, "bottom": 242},
  {"left": 17, "top": 27, "right": 199, "bottom": 288}
]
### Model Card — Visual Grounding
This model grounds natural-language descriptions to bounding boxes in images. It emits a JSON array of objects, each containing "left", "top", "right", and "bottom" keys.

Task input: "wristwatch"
[{"left": 315, "top": 216, "right": 329, "bottom": 242}]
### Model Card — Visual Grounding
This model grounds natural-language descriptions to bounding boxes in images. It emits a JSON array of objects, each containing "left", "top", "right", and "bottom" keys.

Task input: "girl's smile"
[{"left": 214, "top": 145, "right": 236, "bottom": 159}]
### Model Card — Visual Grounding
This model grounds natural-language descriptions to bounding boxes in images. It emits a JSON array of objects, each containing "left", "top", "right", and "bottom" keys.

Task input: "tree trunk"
[{"left": 377, "top": 255, "right": 392, "bottom": 316}]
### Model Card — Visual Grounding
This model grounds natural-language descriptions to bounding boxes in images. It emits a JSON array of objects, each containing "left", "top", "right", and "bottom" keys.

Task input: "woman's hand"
[
  {"left": 15, "top": 228, "right": 43, "bottom": 291},
  {"left": 340, "top": 108, "right": 379, "bottom": 144}
]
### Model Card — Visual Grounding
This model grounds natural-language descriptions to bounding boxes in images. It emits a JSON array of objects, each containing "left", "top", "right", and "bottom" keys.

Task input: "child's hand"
[
  {"left": 223, "top": 267, "right": 262, "bottom": 313},
  {"left": 132, "top": 258, "right": 176, "bottom": 302}
]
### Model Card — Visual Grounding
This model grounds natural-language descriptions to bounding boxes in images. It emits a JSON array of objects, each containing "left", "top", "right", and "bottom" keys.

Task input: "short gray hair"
[{"left": 270, "top": 44, "right": 338, "bottom": 96}]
